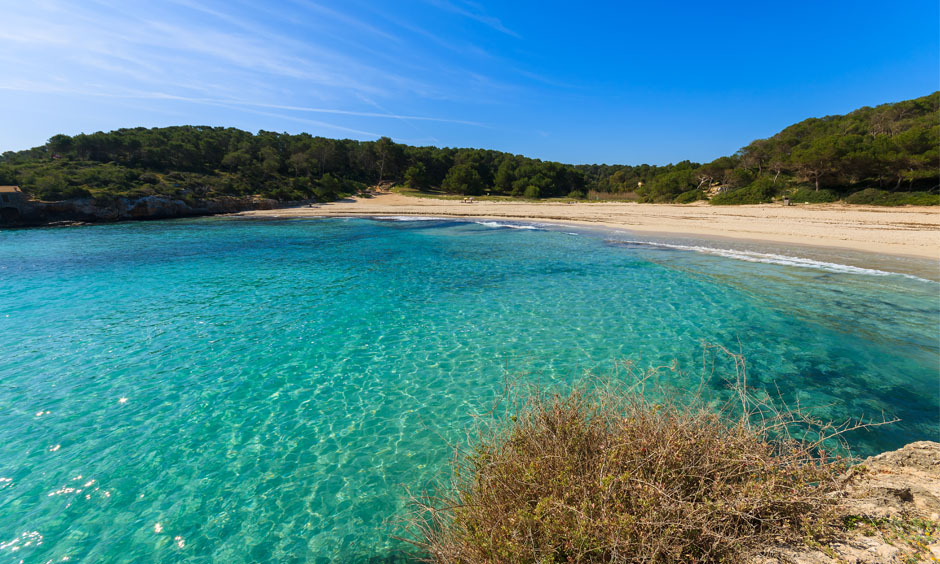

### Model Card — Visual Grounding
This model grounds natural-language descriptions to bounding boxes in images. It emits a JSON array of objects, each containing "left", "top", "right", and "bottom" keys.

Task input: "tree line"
[
  {"left": 0, "top": 92, "right": 936, "bottom": 205},
  {"left": 578, "top": 92, "right": 938, "bottom": 204}
]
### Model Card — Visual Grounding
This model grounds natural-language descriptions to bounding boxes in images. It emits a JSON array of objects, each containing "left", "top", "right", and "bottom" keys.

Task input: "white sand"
[{"left": 236, "top": 193, "right": 940, "bottom": 260}]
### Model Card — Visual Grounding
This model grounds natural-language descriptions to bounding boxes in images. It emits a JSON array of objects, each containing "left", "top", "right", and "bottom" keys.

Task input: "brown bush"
[{"left": 405, "top": 354, "right": 888, "bottom": 563}]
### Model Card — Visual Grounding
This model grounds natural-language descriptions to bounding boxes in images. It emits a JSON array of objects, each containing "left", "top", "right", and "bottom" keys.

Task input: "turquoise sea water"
[{"left": 0, "top": 217, "right": 937, "bottom": 563}]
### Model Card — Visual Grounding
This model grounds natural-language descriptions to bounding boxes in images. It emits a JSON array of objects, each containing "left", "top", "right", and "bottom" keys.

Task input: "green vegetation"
[
  {"left": 583, "top": 92, "right": 938, "bottom": 204},
  {"left": 843, "top": 516, "right": 940, "bottom": 562},
  {"left": 843, "top": 188, "right": 940, "bottom": 206},
  {"left": 709, "top": 177, "right": 777, "bottom": 205},
  {"left": 0, "top": 127, "right": 585, "bottom": 203},
  {"left": 672, "top": 188, "right": 705, "bottom": 204},
  {"left": 0, "top": 93, "right": 936, "bottom": 205},
  {"left": 405, "top": 360, "right": 870, "bottom": 563}
]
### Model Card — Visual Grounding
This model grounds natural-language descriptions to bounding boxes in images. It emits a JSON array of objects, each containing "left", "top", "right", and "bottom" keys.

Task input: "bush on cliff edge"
[{"left": 406, "top": 355, "right": 879, "bottom": 563}]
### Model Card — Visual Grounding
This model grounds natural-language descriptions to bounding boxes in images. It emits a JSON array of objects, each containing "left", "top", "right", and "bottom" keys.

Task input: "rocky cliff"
[{"left": 1, "top": 195, "right": 280, "bottom": 227}]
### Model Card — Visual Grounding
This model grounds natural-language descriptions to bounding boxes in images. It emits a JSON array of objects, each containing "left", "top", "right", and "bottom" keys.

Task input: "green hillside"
[
  {"left": 1, "top": 92, "right": 936, "bottom": 206},
  {"left": 582, "top": 92, "right": 939, "bottom": 204}
]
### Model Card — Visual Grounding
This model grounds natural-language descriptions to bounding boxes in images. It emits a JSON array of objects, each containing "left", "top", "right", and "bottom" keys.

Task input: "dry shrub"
[{"left": 405, "top": 351, "right": 892, "bottom": 563}]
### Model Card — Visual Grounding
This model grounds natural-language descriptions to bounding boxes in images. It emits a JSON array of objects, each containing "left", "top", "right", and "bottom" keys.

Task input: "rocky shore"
[
  {"left": 1, "top": 195, "right": 281, "bottom": 227},
  {"left": 757, "top": 441, "right": 940, "bottom": 563}
]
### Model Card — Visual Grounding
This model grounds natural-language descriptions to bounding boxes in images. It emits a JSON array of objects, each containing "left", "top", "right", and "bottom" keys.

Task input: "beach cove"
[{"left": 237, "top": 192, "right": 940, "bottom": 262}]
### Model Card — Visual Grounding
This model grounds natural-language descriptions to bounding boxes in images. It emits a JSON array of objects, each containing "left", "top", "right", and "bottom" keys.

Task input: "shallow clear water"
[{"left": 0, "top": 217, "right": 937, "bottom": 563}]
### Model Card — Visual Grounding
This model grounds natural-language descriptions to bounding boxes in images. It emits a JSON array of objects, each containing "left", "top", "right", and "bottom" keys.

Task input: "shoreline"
[{"left": 234, "top": 193, "right": 940, "bottom": 262}]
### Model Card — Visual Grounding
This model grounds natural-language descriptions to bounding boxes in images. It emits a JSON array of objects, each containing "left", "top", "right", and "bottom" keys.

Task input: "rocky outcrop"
[
  {"left": 842, "top": 441, "right": 940, "bottom": 522},
  {"left": 0, "top": 195, "right": 281, "bottom": 227},
  {"left": 755, "top": 441, "right": 940, "bottom": 563}
]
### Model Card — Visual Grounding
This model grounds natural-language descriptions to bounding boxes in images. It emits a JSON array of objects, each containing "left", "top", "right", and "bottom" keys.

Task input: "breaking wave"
[
  {"left": 375, "top": 216, "right": 447, "bottom": 222},
  {"left": 611, "top": 239, "right": 934, "bottom": 283},
  {"left": 474, "top": 221, "right": 542, "bottom": 230}
]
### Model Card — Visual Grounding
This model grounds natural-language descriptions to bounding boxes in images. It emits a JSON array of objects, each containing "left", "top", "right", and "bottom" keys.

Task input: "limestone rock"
[
  {"left": 753, "top": 441, "right": 940, "bottom": 563},
  {"left": 842, "top": 441, "right": 940, "bottom": 521}
]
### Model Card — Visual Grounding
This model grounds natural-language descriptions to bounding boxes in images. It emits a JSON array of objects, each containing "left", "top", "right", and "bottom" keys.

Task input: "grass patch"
[{"left": 404, "top": 351, "right": 890, "bottom": 563}]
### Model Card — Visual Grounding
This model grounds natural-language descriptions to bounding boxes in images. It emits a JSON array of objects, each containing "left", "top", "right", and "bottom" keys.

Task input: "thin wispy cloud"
[
  {"left": 251, "top": 102, "right": 488, "bottom": 127},
  {"left": 365, "top": 4, "right": 496, "bottom": 60},
  {"left": 204, "top": 102, "right": 383, "bottom": 138},
  {"left": 285, "top": 0, "right": 402, "bottom": 43},
  {"left": 139, "top": 92, "right": 490, "bottom": 127},
  {"left": 515, "top": 69, "right": 581, "bottom": 90},
  {"left": 2, "top": 0, "right": 935, "bottom": 165},
  {"left": 0, "top": 83, "right": 487, "bottom": 131},
  {"left": 0, "top": 0, "right": 559, "bottom": 154},
  {"left": 423, "top": 0, "right": 520, "bottom": 38}
]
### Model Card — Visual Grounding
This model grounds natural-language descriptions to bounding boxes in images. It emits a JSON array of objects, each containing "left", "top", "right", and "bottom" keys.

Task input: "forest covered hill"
[{"left": 1, "top": 92, "right": 936, "bottom": 207}]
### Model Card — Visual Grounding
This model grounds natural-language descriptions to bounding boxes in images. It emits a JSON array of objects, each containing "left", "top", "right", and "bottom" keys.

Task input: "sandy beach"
[{"left": 236, "top": 193, "right": 940, "bottom": 261}]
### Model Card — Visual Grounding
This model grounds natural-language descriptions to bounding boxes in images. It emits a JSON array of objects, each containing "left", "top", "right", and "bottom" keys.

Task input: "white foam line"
[
  {"left": 375, "top": 216, "right": 447, "bottom": 222},
  {"left": 613, "top": 239, "right": 935, "bottom": 283},
  {"left": 474, "top": 221, "right": 542, "bottom": 230}
]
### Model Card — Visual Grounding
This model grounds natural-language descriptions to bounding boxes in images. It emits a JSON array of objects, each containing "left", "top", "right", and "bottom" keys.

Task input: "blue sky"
[{"left": 1, "top": 0, "right": 937, "bottom": 164}]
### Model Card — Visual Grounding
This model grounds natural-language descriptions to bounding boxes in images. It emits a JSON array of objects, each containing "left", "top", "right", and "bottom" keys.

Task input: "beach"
[{"left": 236, "top": 193, "right": 940, "bottom": 260}]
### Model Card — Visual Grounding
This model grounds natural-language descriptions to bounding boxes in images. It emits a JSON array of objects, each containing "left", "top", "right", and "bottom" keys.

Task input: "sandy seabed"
[{"left": 236, "top": 193, "right": 940, "bottom": 261}]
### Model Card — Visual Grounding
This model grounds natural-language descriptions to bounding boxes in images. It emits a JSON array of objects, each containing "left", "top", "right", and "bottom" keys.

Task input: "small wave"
[
  {"left": 474, "top": 221, "right": 541, "bottom": 230},
  {"left": 375, "top": 216, "right": 446, "bottom": 222},
  {"left": 611, "top": 239, "right": 934, "bottom": 282}
]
